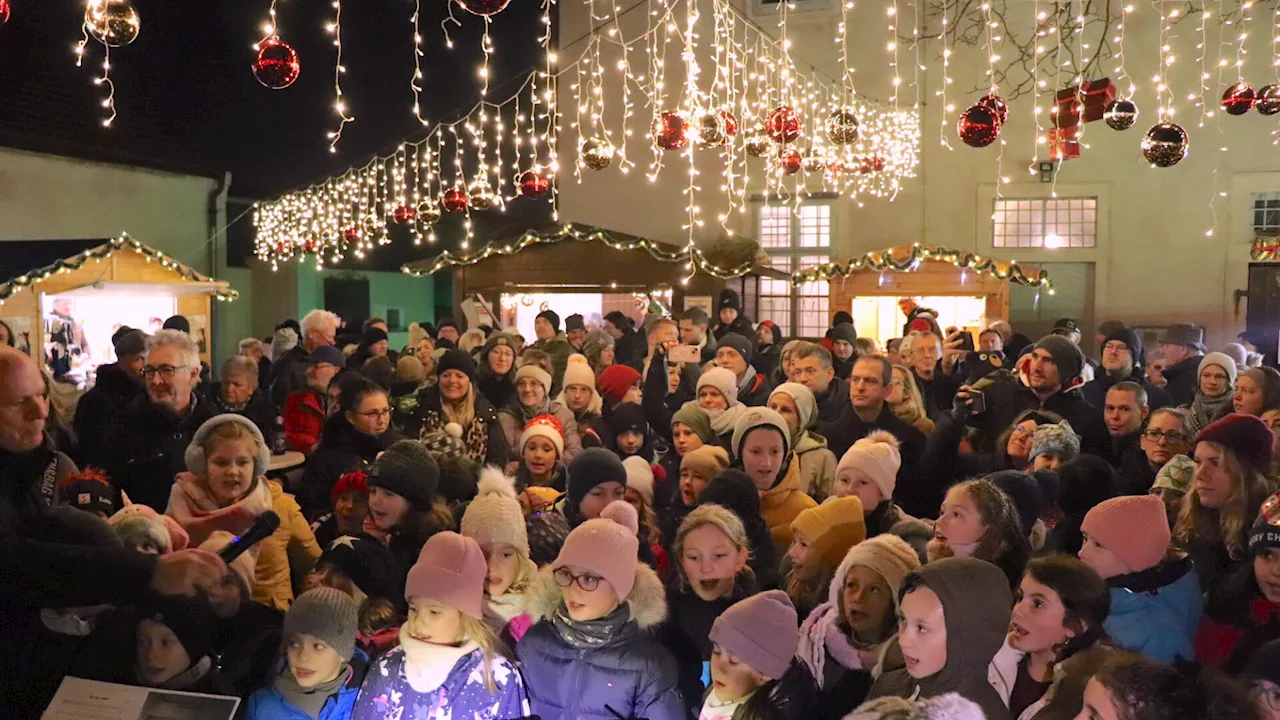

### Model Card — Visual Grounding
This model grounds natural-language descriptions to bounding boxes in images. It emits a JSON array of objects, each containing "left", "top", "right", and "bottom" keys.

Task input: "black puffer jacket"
[
  {"left": 664, "top": 571, "right": 759, "bottom": 716},
  {"left": 73, "top": 363, "right": 145, "bottom": 464},
  {"left": 96, "top": 394, "right": 218, "bottom": 512},
  {"left": 297, "top": 414, "right": 402, "bottom": 519},
  {"left": 1162, "top": 354, "right": 1203, "bottom": 407}
]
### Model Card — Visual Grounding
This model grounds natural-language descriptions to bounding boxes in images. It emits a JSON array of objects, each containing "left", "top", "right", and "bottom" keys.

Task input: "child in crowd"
[
  {"left": 832, "top": 431, "right": 911, "bottom": 536},
  {"left": 1151, "top": 454, "right": 1197, "bottom": 529},
  {"left": 702, "top": 590, "right": 821, "bottom": 720},
  {"left": 732, "top": 407, "right": 816, "bottom": 553},
  {"left": 1081, "top": 653, "right": 1262, "bottom": 720},
  {"left": 310, "top": 468, "right": 371, "bottom": 550},
  {"left": 559, "top": 447, "right": 629, "bottom": 527},
  {"left": 352, "top": 532, "right": 531, "bottom": 720},
  {"left": 132, "top": 593, "right": 235, "bottom": 695},
  {"left": 517, "top": 507, "right": 684, "bottom": 720},
  {"left": 245, "top": 588, "right": 364, "bottom": 720},
  {"left": 366, "top": 439, "right": 452, "bottom": 599},
  {"left": 1027, "top": 421, "right": 1080, "bottom": 471},
  {"left": 623, "top": 455, "right": 669, "bottom": 576},
  {"left": 461, "top": 467, "right": 539, "bottom": 644},
  {"left": 167, "top": 414, "right": 321, "bottom": 609},
  {"left": 786, "top": 497, "right": 867, "bottom": 619},
  {"left": 610, "top": 402, "right": 654, "bottom": 460},
  {"left": 798, "top": 534, "right": 922, "bottom": 718},
  {"left": 556, "top": 353, "right": 604, "bottom": 448},
  {"left": 699, "top": 469, "right": 782, "bottom": 590},
  {"left": 869, "top": 557, "right": 1014, "bottom": 720},
  {"left": 1196, "top": 491, "right": 1280, "bottom": 669},
  {"left": 1043, "top": 455, "right": 1117, "bottom": 557},
  {"left": 304, "top": 533, "right": 401, "bottom": 658},
  {"left": 109, "top": 502, "right": 189, "bottom": 554},
  {"left": 516, "top": 414, "right": 568, "bottom": 490},
  {"left": 1079, "top": 495, "right": 1202, "bottom": 663},
  {"left": 658, "top": 404, "right": 716, "bottom": 511},
  {"left": 661, "top": 445, "right": 731, "bottom": 551},
  {"left": 768, "top": 383, "right": 837, "bottom": 501},
  {"left": 929, "top": 478, "right": 1031, "bottom": 587}
]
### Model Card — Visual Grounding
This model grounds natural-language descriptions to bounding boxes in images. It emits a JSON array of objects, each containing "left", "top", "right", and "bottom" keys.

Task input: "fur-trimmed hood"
[{"left": 525, "top": 561, "right": 668, "bottom": 629}]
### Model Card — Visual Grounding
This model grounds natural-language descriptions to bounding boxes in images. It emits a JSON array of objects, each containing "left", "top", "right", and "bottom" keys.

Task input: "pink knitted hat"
[
  {"left": 709, "top": 589, "right": 798, "bottom": 680},
  {"left": 1081, "top": 495, "right": 1171, "bottom": 572},
  {"left": 553, "top": 516, "right": 640, "bottom": 599},
  {"left": 404, "top": 531, "right": 487, "bottom": 618}
]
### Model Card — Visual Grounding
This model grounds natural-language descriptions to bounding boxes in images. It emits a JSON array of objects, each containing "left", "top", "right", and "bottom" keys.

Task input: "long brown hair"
[
  {"left": 953, "top": 479, "right": 1032, "bottom": 585},
  {"left": 1173, "top": 442, "right": 1273, "bottom": 560}
]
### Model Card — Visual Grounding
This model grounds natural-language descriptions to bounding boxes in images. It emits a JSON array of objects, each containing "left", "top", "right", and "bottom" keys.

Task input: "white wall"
[{"left": 555, "top": 0, "right": 1280, "bottom": 348}]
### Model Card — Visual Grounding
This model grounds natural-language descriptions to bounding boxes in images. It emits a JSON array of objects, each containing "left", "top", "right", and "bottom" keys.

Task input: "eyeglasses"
[
  {"left": 354, "top": 407, "right": 392, "bottom": 420},
  {"left": 1142, "top": 429, "right": 1188, "bottom": 444},
  {"left": 1253, "top": 682, "right": 1280, "bottom": 712},
  {"left": 1011, "top": 425, "right": 1034, "bottom": 438},
  {"left": 1102, "top": 342, "right": 1130, "bottom": 353},
  {"left": 142, "top": 365, "right": 189, "bottom": 380},
  {"left": 553, "top": 567, "right": 602, "bottom": 591}
]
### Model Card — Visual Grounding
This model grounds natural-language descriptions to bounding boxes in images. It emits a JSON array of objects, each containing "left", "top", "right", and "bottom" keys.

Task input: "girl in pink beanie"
[
  {"left": 832, "top": 430, "right": 914, "bottom": 536},
  {"left": 351, "top": 531, "right": 531, "bottom": 720}
]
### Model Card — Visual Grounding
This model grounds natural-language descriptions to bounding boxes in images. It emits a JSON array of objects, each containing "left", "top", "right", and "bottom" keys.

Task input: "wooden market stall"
[{"left": 0, "top": 234, "right": 238, "bottom": 377}]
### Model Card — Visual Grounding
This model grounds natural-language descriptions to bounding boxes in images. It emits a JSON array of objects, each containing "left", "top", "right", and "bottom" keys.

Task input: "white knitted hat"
[
  {"left": 460, "top": 467, "right": 530, "bottom": 558},
  {"left": 837, "top": 430, "right": 902, "bottom": 502},
  {"left": 697, "top": 367, "right": 740, "bottom": 407},
  {"left": 622, "top": 456, "right": 655, "bottom": 506},
  {"left": 562, "top": 353, "right": 596, "bottom": 389},
  {"left": 516, "top": 363, "right": 553, "bottom": 398}
]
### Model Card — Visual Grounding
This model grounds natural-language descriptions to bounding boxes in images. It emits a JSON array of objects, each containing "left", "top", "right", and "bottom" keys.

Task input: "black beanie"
[
  {"left": 1102, "top": 327, "right": 1144, "bottom": 368},
  {"left": 318, "top": 535, "right": 396, "bottom": 599},
  {"left": 1053, "top": 455, "right": 1118, "bottom": 516},
  {"left": 697, "top": 469, "right": 764, "bottom": 525},
  {"left": 832, "top": 311, "right": 854, "bottom": 327},
  {"left": 717, "top": 289, "right": 741, "bottom": 312},
  {"left": 1033, "top": 334, "right": 1084, "bottom": 382},
  {"left": 986, "top": 470, "right": 1044, "bottom": 537},
  {"left": 609, "top": 402, "right": 649, "bottom": 436},
  {"left": 162, "top": 315, "right": 191, "bottom": 334},
  {"left": 718, "top": 332, "right": 754, "bottom": 364},
  {"left": 436, "top": 348, "right": 476, "bottom": 378},
  {"left": 363, "top": 327, "right": 389, "bottom": 346},
  {"left": 1249, "top": 493, "right": 1280, "bottom": 556},
  {"left": 566, "top": 314, "right": 586, "bottom": 333},
  {"left": 566, "top": 447, "right": 628, "bottom": 508},
  {"left": 369, "top": 440, "right": 440, "bottom": 509},
  {"left": 138, "top": 593, "right": 215, "bottom": 663},
  {"left": 536, "top": 310, "right": 561, "bottom": 333}
]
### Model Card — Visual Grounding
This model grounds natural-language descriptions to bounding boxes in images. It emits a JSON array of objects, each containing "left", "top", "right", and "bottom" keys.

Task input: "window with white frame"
[
  {"left": 1252, "top": 192, "right": 1280, "bottom": 234},
  {"left": 755, "top": 202, "right": 830, "bottom": 338},
  {"left": 993, "top": 198, "right": 1097, "bottom": 248}
]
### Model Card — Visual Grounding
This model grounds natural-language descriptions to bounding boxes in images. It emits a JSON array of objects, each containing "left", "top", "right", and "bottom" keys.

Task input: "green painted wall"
[{"left": 296, "top": 265, "right": 436, "bottom": 350}]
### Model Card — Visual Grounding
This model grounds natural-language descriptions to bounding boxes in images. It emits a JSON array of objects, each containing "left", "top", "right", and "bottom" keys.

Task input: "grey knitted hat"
[
  {"left": 369, "top": 440, "right": 440, "bottom": 509},
  {"left": 284, "top": 587, "right": 360, "bottom": 661}
]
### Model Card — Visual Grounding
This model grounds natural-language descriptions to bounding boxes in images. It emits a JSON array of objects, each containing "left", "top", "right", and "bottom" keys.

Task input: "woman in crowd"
[
  {"left": 698, "top": 469, "right": 782, "bottom": 590},
  {"left": 515, "top": 414, "right": 569, "bottom": 491},
  {"left": 887, "top": 364, "right": 935, "bottom": 436},
  {"left": 768, "top": 382, "right": 838, "bottom": 501},
  {"left": 1080, "top": 653, "right": 1261, "bottom": 720},
  {"left": 695, "top": 367, "right": 749, "bottom": 447},
  {"left": 990, "top": 555, "right": 1113, "bottom": 720},
  {"left": 498, "top": 363, "right": 582, "bottom": 464},
  {"left": 798, "top": 534, "right": 922, "bottom": 718},
  {"left": 732, "top": 407, "right": 817, "bottom": 553},
  {"left": 582, "top": 329, "right": 616, "bottom": 378},
  {"left": 299, "top": 374, "right": 403, "bottom": 519},
  {"left": 365, "top": 440, "right": 453, "bottom": 601},
  {"left": 352, "top": 532, "right": 530, "bottom": 720},
  {"left": 516, "top": 507, "right": 684, "bottom": 720},
  {"left": 1186, "top": 352, "right": 1239, "bottom": 435},
  {"left": 556, "top": 353, "right": 604, "bottom": 448},
  {"left": 166, "top": 414, "right": 321, "bottom": 610},
  {"left": 412, "top": 348, "right": 508, "bottom": 464},
  {"left": 1175, "top": 413, "right": 1275, "bottom": 589},
  {"left": 213, "top": 355, "right": 276, "bottom": 441},
  {"left": 1196, "top": 491, "right": 1280, "bottom": 670},
  {"left": 785, "top": 497, "right": 867, "bottom": 619},
  {"left": 659, "top": 444, "right": 730, "bottom": 552},
  {"left": 929, "top": 478, "right": 1031, "bottom": 587},
  {"left": 461, "top": 469, "right": 540, "bottom": 645},
  {"left": 868, "top": 557, "right": 1014, "bottom": 720},
  {"left": 476, "top": 331, "right": 520, "bottom": 409},
  {"left": 1235, "top": 366, "right": 1280, "bottom": 417},
  {"left": 831, "top": 431, "right": 912, "bottom": 537},
  {"left": 1119, "top": 406, "right": 1195, "bottom": 496}
]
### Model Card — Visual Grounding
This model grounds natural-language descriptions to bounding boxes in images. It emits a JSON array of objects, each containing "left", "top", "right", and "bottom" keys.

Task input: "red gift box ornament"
[{"left": 1053, "top": 77, "right": 1117, "bottom": 128}]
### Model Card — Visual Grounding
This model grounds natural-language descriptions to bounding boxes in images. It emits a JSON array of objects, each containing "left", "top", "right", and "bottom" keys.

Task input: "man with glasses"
[
  {"left": 97, "top": 329, "right": 218, "bottom": 512},
  {"left": 1117, "top": 406, "right": 1193, "bottom": 496},
  {"left": 791, "top": 343, "right": 847, "bottom": 431},
  {"left": 1083, "top": 326, "right": 1173, "bottom": 412}
]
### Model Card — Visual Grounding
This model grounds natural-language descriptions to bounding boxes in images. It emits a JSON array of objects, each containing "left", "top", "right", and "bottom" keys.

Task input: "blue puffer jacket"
[
  {"left": 243, "top": 675, "right": 360, "bottom": 720},
  {"left": 1104, "top": 554, "right": 1203, "bottom": 663},
  {"left": 516, "top": 562, "right": 686, "bottom": 720}
]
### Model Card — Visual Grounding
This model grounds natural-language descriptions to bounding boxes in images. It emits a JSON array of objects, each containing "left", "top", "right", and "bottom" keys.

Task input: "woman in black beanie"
[
  {"left": 409, "top": 348, "right": 508, "bottom": 464},
  {"left": 698, "top": 469, "right": 781, "bottom": 589}
]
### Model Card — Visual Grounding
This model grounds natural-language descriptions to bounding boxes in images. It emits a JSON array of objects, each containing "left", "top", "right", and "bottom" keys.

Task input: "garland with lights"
[
  {"left": 790, "top": 243, "right": 1052, "bottom": 291},
  {"left": 0, "top": 234, "right": 239, "bottom": 304},
  {"left": 400, "top": 223, "right": 758, "bottom": 280}
]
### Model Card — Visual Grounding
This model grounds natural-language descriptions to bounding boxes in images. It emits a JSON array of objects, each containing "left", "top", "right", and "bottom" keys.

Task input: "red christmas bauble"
[
  {"left": 342, "top": 227, "right": 360, "bottom": 245},
  {"left": 274, "top": 241, "right": 289, "bottom": 256},
  {"left": 976, "top": 93, "right": 1009, "bottom": 125},
  {"left": 1222, "top": 81, "right": 1257, "bottom": 115},
  {"left": 825, "top": 160, "right": 846, "bottom": 177},
  {"left": 720, "top": 109, "right": 738, "bottom": 137},
  {"left": 442, "top": 187, "right": 469, "bottom": 213},
  {"left": 655, "top": 110, "right": 690, "bottom": 151},
  {"left": 253, "top": 37, "right": 301, "bottom": 90},
  {"left": 457, "top": 0, "right": 510, "bottom": 16},
  {"left": 518, "top": 170, "right": 551, "bottom": 198},
  {"left": 0, "top": 0, "right": 10, "bottom": 25},
  {"left": 392, "top": 205, "right": 416, "bottom": 224},
  {"left": 303, "top": 237, "right": 321, "bottom": 254},
  {"left": 765, "top": 106, "right": 801, "bottom": 144},
  {"left": 778, "top": 148, "right": 802, "bottom": 175},
  {"left": 958, "top": 104, "right": 1001, "bottom": 148}
]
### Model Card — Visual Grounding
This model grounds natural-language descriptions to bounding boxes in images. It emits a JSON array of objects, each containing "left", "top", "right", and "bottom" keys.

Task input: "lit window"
[
  {"left": 1253, "top": 192, "right": 1280, "bottom": 235},
  {"left": 993, "top": 198, "right": 1097, "bottom": 248},
  {"left": 754, "top": 202, "right": 830, "bottom": 338}
]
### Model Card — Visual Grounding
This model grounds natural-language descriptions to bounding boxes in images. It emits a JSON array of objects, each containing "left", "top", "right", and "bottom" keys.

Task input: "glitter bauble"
[
  {"left": 457, "top": 0, "right": 511, "bottom": 16},
  {"left": 957, "top": 104, "right": 1001, "bottom": 148},
  {"left": 416, "top": 201, "right": 441, "bottom": 227},
  {"left": 765, "top": 106, "right": 802, "bottom": 144},
  {"left": 744, "top": 134, "right": 773, "bottom": 158},
  {"left": 303, "top": 237, "right": 321, "bottom": 254},
  {"left": 518, "top": 170, "right": 551, "bottom": 198},
  {"left": 655, "top": 110, "right": 690, "bottom": 151},
  {"left": 442, "top": 187, "right": 469, "bottom": 213},
  {"left": 342, "top": 227, "right": 360, "bottom": 245},
  {"left": 1140, "top": 122, "right": 1189, "bottom": 167},
  {"left": 253, "top": 37, "right": 301, "bottom": 90},
  {"left": 778, "top": 148, "right": 802, "bottom": 175},
  {"left": 468, "top": 180, "right": 495, "bottom": 211},
  {"left": 85, "top": 0, "right": 140, "bottom": 47},
  {"left": 580, "top": 138, "right": 615, "bottom": 170},
  {"left": 0, "top": 0, "right": 10, "bottom": 25},
  {"left": 719, "top": 109, "right": 738, "bottom": 137},
  {"left": 392, "top": 205, "right": 416, "bottom": 225},
  {"left": 824, "top": 109, "right": 860, "bottom": 145},
  {"left": 802, "top": 151, "right": 825, "bottom": 173},
  {"left": 1257, "top": 84, "right": 1280, "bottom": 116},
  {"left": 695, "top": 111, "right": 728, "bottom": 147},
  {"left": 274, "top": 241, "right": 290, "bottom": 257},
  {"left": 976, "top": 94, "right": 1009, "bottom": 125},
  {"left": 1103, "top": 98, "right": 1138, "bottom": 130},
  {"left": 1222, "top": 81, "right": 1257, "bottom": 116}
]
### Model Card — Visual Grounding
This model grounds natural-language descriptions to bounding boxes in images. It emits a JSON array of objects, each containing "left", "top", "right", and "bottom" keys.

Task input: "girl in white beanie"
[
  {"left": 556, "top": 354, "right": 605, "bottom": 448},
  {"left": 461, "top": 467, "right": 540, "bottom": 644},
  {"left": 687, "top": 367, "right": 749, "bottom": 444},
  {"left": 768, "top": 382, "right": 838, "bottom": 501},
  {"left": 831, "top": 430, "right": 915, "bottom": 536}
]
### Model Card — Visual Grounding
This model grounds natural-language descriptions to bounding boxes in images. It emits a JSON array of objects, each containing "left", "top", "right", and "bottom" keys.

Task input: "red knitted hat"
[
  {"left": 331, "top": 469, "right": 369, "bottom": 505},
  {"left": 598, "top": 364, "right": 642, "bottom": 406},
  {"left": 1081, "top": 495, "right": 1171, "bottom": 572},
  {"left": 1196, "top": 413, "right": 1275, "bottom": 474}
]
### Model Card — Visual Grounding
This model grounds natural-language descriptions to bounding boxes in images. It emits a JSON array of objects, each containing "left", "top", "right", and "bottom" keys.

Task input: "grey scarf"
[
  {"left": 1190, "top": 390, "right": 1234, "bottom": 434},
  {"left": 272, "top": 664, "right": 351, "bottom": 720},
  {"left": 551, "top": 603, "right": 631, "bottom": 649}
]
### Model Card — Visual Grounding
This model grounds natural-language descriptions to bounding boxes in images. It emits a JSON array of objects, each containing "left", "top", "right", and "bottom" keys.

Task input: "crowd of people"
[{"left": 5, "top": 289, "right": 1280, "bottom": 720}]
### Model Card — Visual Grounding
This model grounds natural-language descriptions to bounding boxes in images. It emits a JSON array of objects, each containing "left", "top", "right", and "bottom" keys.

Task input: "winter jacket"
[
  {"left": 284, "top": 388, "right": 328, "bottom": 455},
  {"left": 351, "top": 641, "right": 530, "bottom": 720},
  {"left": 298, "top": 414, "right": 402, "bottom": 520},
  {"left": 988, "top": 641, "right": 1117, "bottom": 720},
  {"left": 736, "top": 370, "right": 774, "bottom": 408},
  {"left": 95, "top": 393, "right": 218, "bottom": 512},
  {"left": 245, "top": 677, "right": 360, "bottom": 720},
  {"left": 813, "top": 379, "right": 850, "bottom": 429},
  {"left": 477, "top": 373, "right": 517, "bottom": 411},
  {"left": 1162, "top": 354, "right": 1203, "bottom": 407},
  {"left": 663, "top": 571, "right": 760, "bottom": 714},
  {"left": 914, "top": 366, "right": 962, "bottom": 420},
  {"left": 824, "top": 404, "right": 929, "bottom": 516},
  {"left": 755, "top": 343, "right": 782, "bottom": 382},
  {"left": 253, "top": 480, "right": 323, "bottom": 610},
  {"left": 615, "top": 328, "right": 649, "bottom": 368},
  {"left": 1195, "top": 562, "right": 1280, "bottom": 670},
  {"left": 1104, "top": 554, "right": 1202, "bottom": 663},
  {"left": 965, "top": 367, "right": 1107, "bottom": 459},
  {"left": 532, "top": 333, "right": 576, "bottom": 392},
  {"left": 794, "top": 431, "right": 838, "bottom": 502},
  {"left": 498, "top": 400, "right": 583, "bottom": 464},
  {"left": 643, "top": 348, "right": 699, "bottom": 446},
  {"left": 516, "top": 563, "right": 685, "bottom": 720},
  {"left": 759, "top": 457, "right": 818, "bottom": 554},
  {"left": 73, "top": 362, "right": 145, "bottom": 464},
  {"left": 216, "top": 601, "right": 285, "bottom": 698},
  {"left": 1081, "top": 370, "right": 1174, "bottom": 413},
  {"left": 271, "top": 344, "right": 314, "bottom": 410},
  {"left": 1114, "top": 442, "right": 1160, "bottom": 496},
  {"left": 213, "top": 387, "right": 279, "bottom": 444},
  {"left": 712, "top": 315, "right": 755, "bottom": 345},
  {"left": 412, "top": 384, "right": 508, "bottom": 466}
]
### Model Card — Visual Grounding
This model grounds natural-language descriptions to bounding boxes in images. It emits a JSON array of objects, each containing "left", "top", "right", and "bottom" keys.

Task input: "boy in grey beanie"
[{"left": 246, "top": 587, "right": 361, "bottom": 717}]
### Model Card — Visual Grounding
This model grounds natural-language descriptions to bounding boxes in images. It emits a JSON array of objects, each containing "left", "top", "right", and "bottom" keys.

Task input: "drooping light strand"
[
  {"left": 326, "top": 0, "right": 354, "bottom": 151},
  {"left": 1027, "top": 2, "right": 1047, "bottom": 173},
  {"left": 938, "top": 2, "right": 953, "bottom": 149},
  {"left": 411, "top": 0, "right": 427, "bottom": 123}
]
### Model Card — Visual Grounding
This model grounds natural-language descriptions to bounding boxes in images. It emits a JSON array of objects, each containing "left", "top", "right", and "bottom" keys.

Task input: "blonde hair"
[
  {"left": 888, "top": 364, "right": 928, "bottom": 426},
  {"left": 201, "top": 420, "right": 264, "bottom": 459},
  {"left": 443, "top": 381, "right": 477, "bottom": 429},
  {"left": 673, "top": 504, "right": 750, "bottom": 590},
  {"left": 1173, "top": 442, "right": 1274, "bottom": 560},
  {"left": 460, "top": 613, "right": 510, "bottom": 693}
]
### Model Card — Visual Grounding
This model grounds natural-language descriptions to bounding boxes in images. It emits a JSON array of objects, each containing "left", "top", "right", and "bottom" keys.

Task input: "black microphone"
[{"left": 218, "top": 511, "right": 280, "bottom": 564}]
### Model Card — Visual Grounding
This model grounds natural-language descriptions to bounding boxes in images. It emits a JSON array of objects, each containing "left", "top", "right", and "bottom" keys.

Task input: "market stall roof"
[
  {"left": 401, "top": 223, "right": 788, "bottom": 281},
  {"left": 0, "top": 234, "right": 239, "bottom": 304},
  {"left": 790, "top": 242, "right": 1053, "bottom": 292}
]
